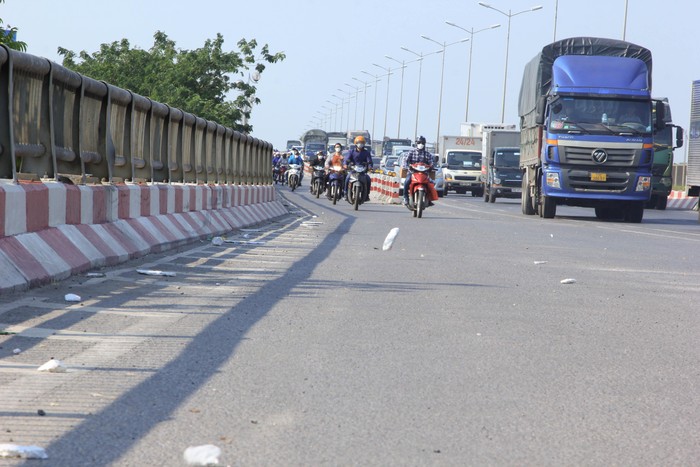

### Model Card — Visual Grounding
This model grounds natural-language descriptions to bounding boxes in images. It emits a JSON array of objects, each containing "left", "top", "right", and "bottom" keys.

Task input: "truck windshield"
[
  {"left": 446, "top": 151, "right": 481, "bottom": 169},
  {"left": 494, "top": 149, "right": 520, "bottom": 168},
  {"left": 383, "top": 139, "right": 412, "bottom": 155},
  {"left": 549, "top": 97, "right": 652, "bottom": 135}
]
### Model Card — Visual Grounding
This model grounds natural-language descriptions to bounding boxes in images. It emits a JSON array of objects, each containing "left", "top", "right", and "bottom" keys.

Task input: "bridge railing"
[{"left": 0, "top": 45, "right": 272, "bottom": 185}]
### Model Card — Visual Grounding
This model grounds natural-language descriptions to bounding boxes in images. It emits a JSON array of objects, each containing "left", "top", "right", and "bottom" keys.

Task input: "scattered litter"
[
  {"left": 476, "top": 333, "right": 482, "bottom": 336},
  {"left": 137, "top": 269, "right": 176, "bottom": 277},
  {"left": 13, "top": 348, "right": 21, "bottom": 355},
  {"left": 533, "top": 261, "right": 548, "bottom": 265},
  {"left": 0, "top": 444, "right": 48, "bottom": 459},
  {"left": 37, "top": 409, "right": 46, "bottom": 416},
  {"left": 184, "top": 444, "right": 221, "bottom": 466},
  {"left": 86, "top": 272, "right": 106, "bottom": 278},
  {"left": 38, "top": 359, "right": 67, "bottom": 373},
  {"left": 382, "top": 227, "right": 400, "bottom": 251},
  {"left": 550, "top": 234, "right": 554, "bottom": 238},
  {"left": 211, "top": 237, "right": 224, "bottom": 246},
  {"left": 223, "top": 240, "right": 266, "bottom": 245},
  {"left": 560, "top": 278, "right": 577, "bottom": 284},
  {"left": 64, "top": 293, "right": 81, "bottom": 302},
  {"left": 242, "top": 233, "right": 250, "bottom": 238}
]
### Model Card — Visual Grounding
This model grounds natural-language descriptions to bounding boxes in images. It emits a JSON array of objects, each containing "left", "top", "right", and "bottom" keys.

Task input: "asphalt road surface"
[{"left": 1, "top": 187, "right": 698, "bottom": 466}]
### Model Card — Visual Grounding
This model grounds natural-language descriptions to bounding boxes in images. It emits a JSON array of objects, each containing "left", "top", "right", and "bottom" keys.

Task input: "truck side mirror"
[
  {"left": 675, "top": 125, "right": 684, "bottom": 149},
  {"left": 535, "top": 96, "right": 546, "bottom": 125}
]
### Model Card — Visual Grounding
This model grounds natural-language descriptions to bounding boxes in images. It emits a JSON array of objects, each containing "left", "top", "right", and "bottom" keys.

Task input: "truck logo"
[{"left": 592, "top": 148, "right": 608, "bottom": 164}]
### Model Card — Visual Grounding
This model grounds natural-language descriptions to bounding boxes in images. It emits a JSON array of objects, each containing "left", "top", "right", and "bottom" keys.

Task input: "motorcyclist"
[
  {"left": 308, "top": 150, "right": 327, "bottom": 193},
  {"left": 325, "top": 143, "right": 346, "bottom": 198},
  {"left": 287, "top": 148, "right": 304, "bottom": 186},
  {"left": 343, "top": 136, "right": 373, "bottom": 201},
  {"left": 401, "top": 135, "right": 437, "bottom": 206}
]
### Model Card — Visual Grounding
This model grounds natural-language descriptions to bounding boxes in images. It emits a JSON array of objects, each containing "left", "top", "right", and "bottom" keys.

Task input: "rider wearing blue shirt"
[
  {"left": 287, "top": 148, "right": 304, "bottom": 185},
  {"left": 343, "top": 136, "right": 373, "bottom": 201}
]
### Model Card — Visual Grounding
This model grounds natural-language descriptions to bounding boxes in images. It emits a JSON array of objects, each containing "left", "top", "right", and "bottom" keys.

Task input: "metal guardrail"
[{"left": 0, "top": 45, "right": 272, "bottom": 185}]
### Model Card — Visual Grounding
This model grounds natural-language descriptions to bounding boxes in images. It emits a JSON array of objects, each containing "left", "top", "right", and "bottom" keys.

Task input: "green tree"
[
  {"left": 0, "top": 0, "right": 27, "bottom": 51},
  {"left": 58, "top": 32, "right": 284, "bottom": 133}
]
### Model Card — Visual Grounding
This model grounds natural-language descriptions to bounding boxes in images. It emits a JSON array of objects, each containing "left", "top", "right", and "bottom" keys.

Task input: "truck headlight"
[
  {"left": 546, "top": 172, "right": 561, "bottom": 189},
  {"left": 444, "top": 173, "right": 453, "bottom": 180},
  {"left": 493, "top": 177, "right": 502, "bottom": 185},
  {"left": 636, "top": 176, "right": 651, "bottom": 191}
]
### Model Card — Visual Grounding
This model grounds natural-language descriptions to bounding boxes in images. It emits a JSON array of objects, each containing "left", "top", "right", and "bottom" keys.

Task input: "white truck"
[
  {"left": 440, "top": 135, "right": 483, "bottom": 196},
  {"left": 461, "top": 122, "right": 516, "bottom": 137},
  {"left": 481, "top": 129, "right": 522, "bottom": 203}
]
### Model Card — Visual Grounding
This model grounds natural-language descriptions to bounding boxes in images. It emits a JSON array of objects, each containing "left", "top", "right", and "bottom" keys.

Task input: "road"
[{"left": 1, "top": 187, "right": 699, "bottom": 466}]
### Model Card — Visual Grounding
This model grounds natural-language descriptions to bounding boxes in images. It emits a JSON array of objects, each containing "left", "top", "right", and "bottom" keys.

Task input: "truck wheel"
[
  {"left": 521, "top": 171, "right": 535, "bottom": 215},
  {"left": 655, "top": 195, "right": 668, "bottom": 210},
  {"left": 489, "top": 189, "right": 496, "bottom": 203},
  {"left": 540, "top": 193, "right": 556, "bottom": 218},
  {"left": 624, "top": 201, "right": 644, "bottom": 223}
]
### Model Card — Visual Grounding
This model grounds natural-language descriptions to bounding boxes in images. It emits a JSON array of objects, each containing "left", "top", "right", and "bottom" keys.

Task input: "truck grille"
[
  {"left": 454, "top": 175, "right": 478, "bottom": 181},
  {"left": 566, "top": 169, "right": 630, "bottom": 192},
  {"left": 561, "top": 146, "right": 636, "bottom": 166}
]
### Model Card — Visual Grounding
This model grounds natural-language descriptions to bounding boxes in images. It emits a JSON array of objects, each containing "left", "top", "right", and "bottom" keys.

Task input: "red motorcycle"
[{"left": 406, "top": 162, "right": 438, "bottom": 218}]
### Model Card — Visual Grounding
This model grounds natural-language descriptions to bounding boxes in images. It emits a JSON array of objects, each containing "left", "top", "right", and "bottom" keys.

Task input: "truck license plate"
[{"left": 590, "top": 172, "right": 606, "bottom": 182}]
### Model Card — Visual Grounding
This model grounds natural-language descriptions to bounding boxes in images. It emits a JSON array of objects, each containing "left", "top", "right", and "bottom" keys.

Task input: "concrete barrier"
[
  {"left": 0, "top": 182, "right": 286, "bottom": 294},
  {"left": 666, "top": 190, "right": 699, "bottom": 210}
]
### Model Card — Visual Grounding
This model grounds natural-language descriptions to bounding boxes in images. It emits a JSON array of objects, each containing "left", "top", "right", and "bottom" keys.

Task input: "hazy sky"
[{"left": 4, "top": 0, "right": 699, "bottom": 161}]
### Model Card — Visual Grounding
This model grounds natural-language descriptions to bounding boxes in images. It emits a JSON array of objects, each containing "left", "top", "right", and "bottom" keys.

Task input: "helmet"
[
  {"left": 416, "top": 135, "right": 426, "bottom": 144},
  {"left": 354, "top": 135, "right": 366, "bottom": 145},
  {"left": 316, "top": 151, "right": 324, "bottom": 156}
]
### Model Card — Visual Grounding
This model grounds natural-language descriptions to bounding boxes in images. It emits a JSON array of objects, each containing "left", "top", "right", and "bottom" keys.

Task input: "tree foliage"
[
  {"left": 0, "top": 0, "right": 27, "bottom": 51},
  {"left": 58, "top": 31, "right": 285, "bottom": 133}
]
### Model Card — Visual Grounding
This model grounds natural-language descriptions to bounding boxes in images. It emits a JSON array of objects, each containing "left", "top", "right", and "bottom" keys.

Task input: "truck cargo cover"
[{"left": 518, "top": 37, "right": 652, "bottom": 118}]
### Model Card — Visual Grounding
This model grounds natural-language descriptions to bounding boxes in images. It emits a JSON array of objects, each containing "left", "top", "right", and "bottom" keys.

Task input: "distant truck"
[
  {"left": 382, "top": 138, "right": 412, "bottom": 156},
  {"left": 481, "top": 129, "right": 522, "bottom": 203},
  {"left": 439, "top": 135, "right": 483, "bottom": 196},
  {"left": 687, "top": 80, "right": 700, "bottom": 221},
  {"left": 461, "top": 122, "right": 516, "bottom": 138},
  {"left": 326, "top": 131, "right": 347, "bottom": 152},
  {"left": 346, "top": 130, "right": 371, "bottom": 150},
  {"left": 286, "top": 139, "right": 302, "bottom": 151},
  {"left": 301, "top": 129, "right": 328, "bottom": 160},
  {"left": 649, "top": 98, "right": 683, "bottom": 210},
  {"left": 518, "top": 37, "right": 665, "bottom": 222}
]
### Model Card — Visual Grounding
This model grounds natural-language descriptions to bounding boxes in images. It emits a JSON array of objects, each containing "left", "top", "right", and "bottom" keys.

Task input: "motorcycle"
[
  {"left": 407, "top": 162, "right": 436, "bottom": 218},
  {"left": 326, "top": 164, "right": 345, "bottom": 205},
  {"left": 273, "top": 165, "right": 286, "bottom": 184},
  {"left": 287, "top": 163, "right": 302, "bottom": 191},
  {"left": 310, "top": 165, "right": 326, "bottom": 198},
  {"left": 346, "top": 164, "right": 369, "bottom": 211}
]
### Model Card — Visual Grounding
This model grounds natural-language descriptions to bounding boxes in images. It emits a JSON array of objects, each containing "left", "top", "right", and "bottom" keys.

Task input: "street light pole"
[
  {"left": 332, "top": 94, "right": 344, "bottom": 132},
  {"left": 385, "top": 56, "right": 406, "bottom": 138},
  {"left": 345, "top": 83, "right": 361, "bottom": 130},
  {"left": 421, "top": 35, "right": 470, "bottom": 153},
  {"left": 337, "top": 88, "right": 352, "bottom": 133},
  {"left": 445, "top": 21, "right": 501, "bottom": 122},
  {"left": 352, "top": 77, "right": 370, "bottom": 130},
  {"left": 622, "top": 0, "right": 629, "bottom": 40},
  {"left": 373, "top": 63, "right": 392, "bottom": 142},
  {"left": 479, "top": 2, "right": 543, "bottom": 123},
  {"left": 362, "top": 70, "right": 380, "bottom": 145},
  {"left": 401, "top": 47, "right": 424, "bottom": 141}
]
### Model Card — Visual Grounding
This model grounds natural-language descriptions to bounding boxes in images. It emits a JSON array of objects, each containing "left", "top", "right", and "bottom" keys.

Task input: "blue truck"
[{"left": 518, "top": 37, "right": 666, "bottom": 222}]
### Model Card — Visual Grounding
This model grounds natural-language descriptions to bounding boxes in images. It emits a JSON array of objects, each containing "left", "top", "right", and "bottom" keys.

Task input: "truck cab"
[
  {"left": 484, "top": 147, "right": 522, "bottom": 202},
  {"left": 442, "top": 149, "right": 483, "bottom": 196}
]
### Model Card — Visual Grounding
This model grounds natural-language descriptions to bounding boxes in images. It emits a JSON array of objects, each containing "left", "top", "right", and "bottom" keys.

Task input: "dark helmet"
[{"left": 416, "top": 135, "right": 427, "bottom": 144}]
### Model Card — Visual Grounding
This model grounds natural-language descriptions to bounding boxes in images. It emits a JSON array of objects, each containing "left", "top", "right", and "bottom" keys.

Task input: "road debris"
[
  {"left": 0, "top": 444, "right": 48, "bottom": 459},
  {"left": 560, "top": 278, "right": 577, "bottom": 284},
  {"left": 184, "top": 444, "right": 221, "bottom": 466},
  {"left": 211, "top": 237, "right": 224, "bottom": 246},
  {"left": 38, "top": 359, "right": 67, "bottom": 373},
  {"left": 382, "top": 227, "right": 400, "bottom": 251},
  {"left": 534, "top": 261, "right": 548, "bottom": 265},
  {"left": 64, "top": 293, "right": 81, "bottom": 302},
  {"left": 136, "top": 269, "right": 176, "bottom": 277}
]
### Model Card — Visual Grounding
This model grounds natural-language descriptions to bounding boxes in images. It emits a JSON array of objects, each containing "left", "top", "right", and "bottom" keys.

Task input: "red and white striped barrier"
[
  {"left": 0, "top": 182, "right": 286, "bottom": 293},
  {"left": 666, "top": 190, "right": 699, "bottom": 210},
  {"left": 370, "top": 173, "right": 400, "bottom": 204}
]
